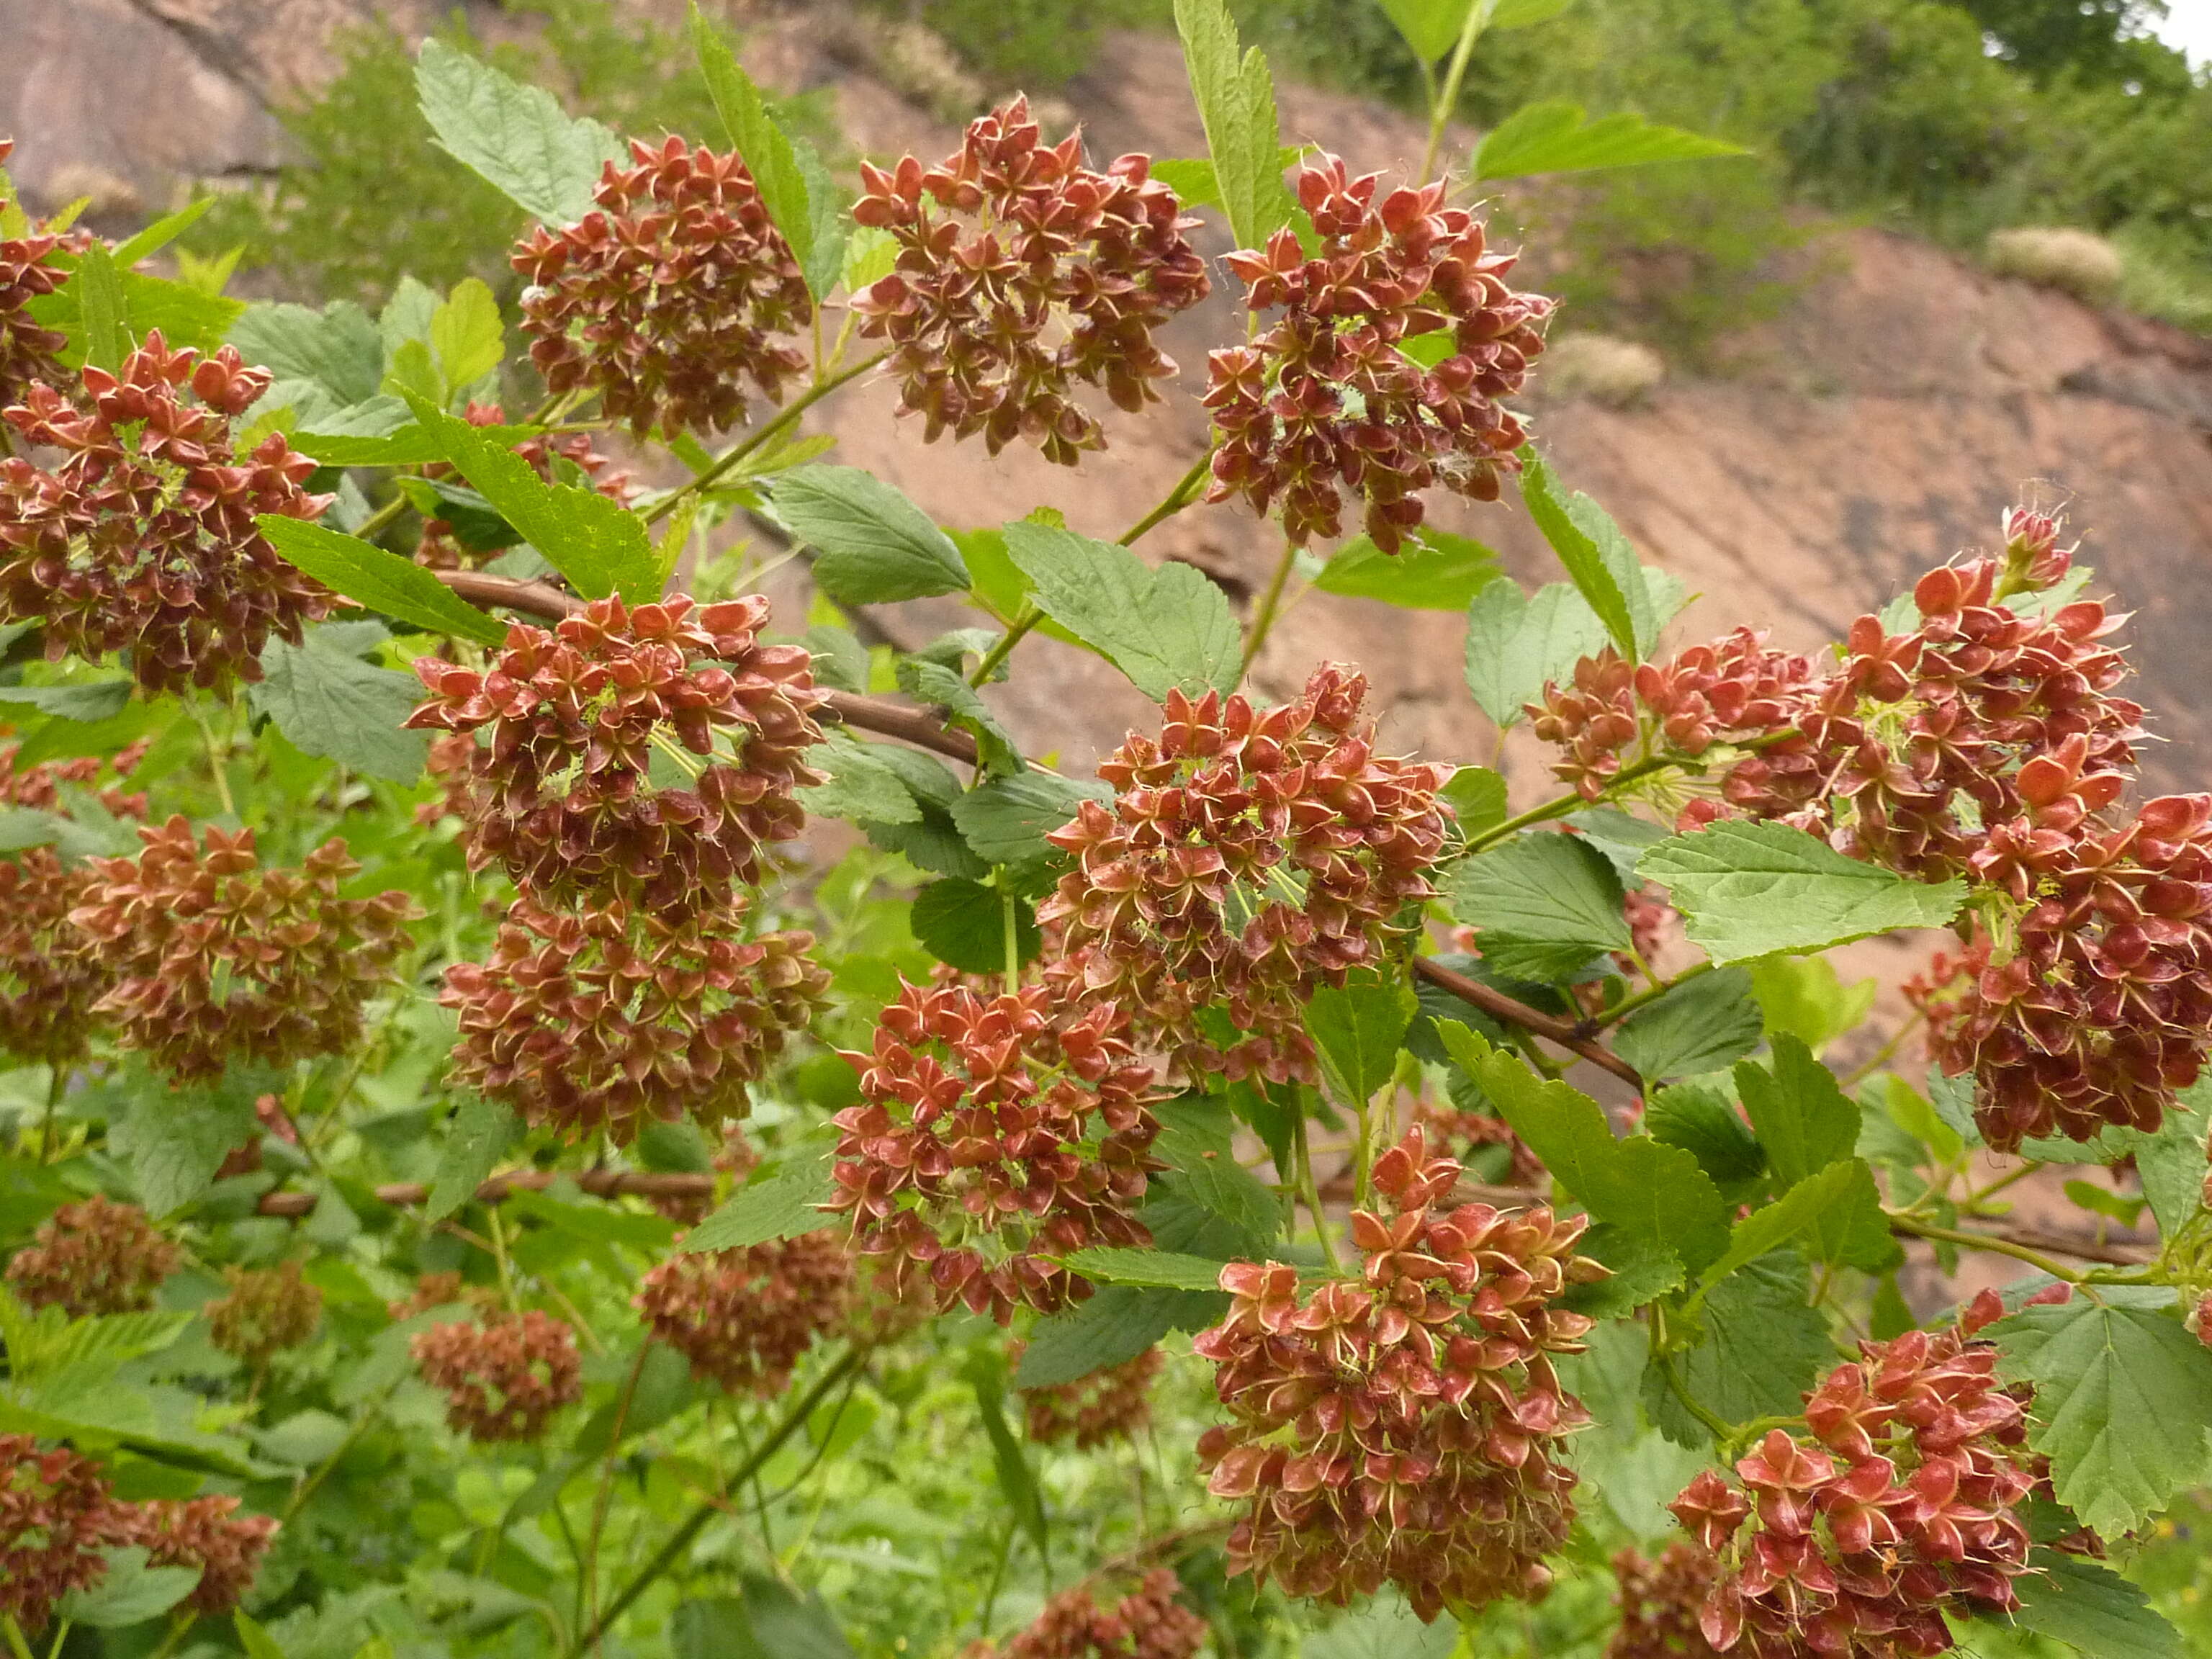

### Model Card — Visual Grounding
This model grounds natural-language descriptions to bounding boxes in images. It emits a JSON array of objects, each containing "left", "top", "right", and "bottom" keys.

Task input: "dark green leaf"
[
  {"left": 793, "top": 138, "right": 850, "bottom": 302},
  {"left": 1304, "top": 975, "right": 1416, "bottom": 1105},
  {"left": 894, "top": 658, "right": 1022, "bottom": 774},
  {"left": 1060, "top": 1248, "right": 1234, "bottom": 1292},
  {"left": 1647, "top": 1082, "right": 1766, "bottom": 1192},
  {"left": 691, "top": 5, "right": 823, "bottom": 295},
  {"left": 798, "top": 731, "right": 925, "bottom": 826},
  {"left": 1001, "top": 521, "right": 1240, "bottom": 701},
  {"left": 948, "top": 773, "right": 1110, "bottom": 866},
  {"left": 256, "top": 516, "right": 509, "bottom": 647},
  {"left": 113, "top": 1066, "right": 268, "bottom": 1217},
  {"left": 1568, "top": 1223, "right": 1685, "bottom": 1318},
  {"left": 1016, "top": 1287, "right": 1205, "bottom": 1389},
  {"left": 1638, "top": 819, "right": 1967, "bottom": 964},
  {"left": 1313, "top": 530, "right": 1501, "bottom": 610},
  {"left": 1449, "top": 830, "right": 1629, "bottom": 981},
  {"left": 1439, "top": 766, "right": 1507, "bottom": 835},
  {"left": 1993, "top": 1288, "right": 2212, "bottom": 1538},
  {"left": 2002, "top": 1550, "right": 2183, "bottom": 1658},
  {"left": 414, "top": 37, "right": 626, "bottom": 225},
  {"left": 58, "top": 1546, "right": 200, "bottom": 1628},
  {"left": 772, "top": 467, "right": 969, "bottom": 602},
  {"left": 1519, "top": 449, "right": 1647, "bottom": 657},
  {"left": 1735, "top": 1036, "right": 1860, "bottom": 1190},
  {"left": 0, "top": 680, "right": 132, "bottom": 723},
  {"left": 250, "top": 626, "right": 430, "bottom": 781},
  {"left": 1647, "top": 1253, "right": 1829, "bottom": 1443},
  {"left": 969, "top": 1359, "right": 1048, "bottom": 1557},
  {"left": 1462, "top": 580, "right": 1607, "bottom": 730},
  {"left": 683, "top": 1146, "right": 837, "bottom": 1252},
  {"left": 1172, "top": 0, "right": 1297, "bottom": 253},
  {"left": 1474, "top": 99, "right": 1747, "bottom": 181},
  {"left": 736, "top": 1573, "right": 855, "bottom": 1659},
  {"left": 910, "top": 878, "right": 1038, "bottom": 976},
  {"left": 403, "top": 394, "right": 658, "bottom": 603},
  {"left": 75, "top": 244, "right": 127, "bottom": 372},
  {"left": 424, "top": 1095, "right": 517, "bottom": 1224},
  {"left": 1565, "top": 806, "right": 1670, "bottom": 884},
  {"left": 229, "top": 300, "right": 382, "bottom": 405},
  {"left": 1153, "top": 1098, "right": 1282, "bottom": 1241},
  {"left": 1612, "top": 967, "right": 1762, "bottom": 1082}
]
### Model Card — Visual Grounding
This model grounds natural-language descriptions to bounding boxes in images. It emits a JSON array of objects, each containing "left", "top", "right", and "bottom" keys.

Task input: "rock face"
[{"left": 3, "top": 12, "right": 2210, "bottom": 796}]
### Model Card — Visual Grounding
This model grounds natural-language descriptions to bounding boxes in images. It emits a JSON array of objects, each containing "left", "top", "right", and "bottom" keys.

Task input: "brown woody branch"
[
  {"left": 254, "top": 1167, "right": 711, "bottom": 1218},
  {"left": 1411, "top": 955, "right": 1644, "bottom": 1087}
]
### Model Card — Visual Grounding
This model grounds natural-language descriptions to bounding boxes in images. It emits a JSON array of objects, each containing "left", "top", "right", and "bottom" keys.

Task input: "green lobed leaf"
[
  {"left": 1519, "top": 449, "right": 1649, "bottom": 657},
  {"left": 1313, "top": 529, "right": 1502, "bottom": 611},
  {"left": 428, "top": 277, "right": 504, "bottom": 395},
  {"left": 1473, "top": 99, "right": 1748, "bottom": 181},
  {"left": 1638, "top": 819, "right": 1967, "bottom": 964},
  {"left": 1646, "top": 1252, "right": 1829, "bottom": 1443},
  {"left": 1304, "top": 975, "right": 1416, "bottom": 1106},
  {"left": 2126, "top": 1076, "right": 2210, "bottom": 1239},
  {"left": 1059, "top": 1247, "right": 1235, "bottom": 1292},
  {"left": 256, "top": 516, "right": 509, "bottom": 647},
  {"left": 1449, "top": 830, "right": 1629, "bottom": 982},
  {"left": 1646, "top": 1082, "right": 1766, "bottom": 1192},
  {"left": 2000, "top": 1549, "right": 2184, "bottom": 1658},
  {"left": 413, "top": 37, "right": 626, "bottom": 225},
  {"left": 424, "top": 1095, "right": 518, "bottom": 1224},
  {"left": 1735, "top": 1035, "right": 1861, "bottom": 1189},
  {"left": 797, "top": 730, "right": 925, "bottom": 826},
  {"left": 74, "top": 243, "right": 128, "bottom": 372},
  {"left": 1611, "top": 967, "right": 1763, "bottom": 1082},
  {"left": 947, "top": 772, "right": 1111, "bottom": 866},
  {"left": 909, "top": 878, "right": 1039, "bottom": 976},
  {"left": 1439, "top": 765, "right": 1508, "bottom": 835},
  {"left": 403, "top": 392, "right": 659, "bottom": 603},
  {"left": 774, "top": 467, "right": 970, "bottom": 604},
  {"left": 1153, "top": 1097, "right": 1283, "bottom": 1242},
  {"left": 1171, "top": 0, "right": 1298, "bottom": 253},
  {"left": 1697, "top": 1159, "right": 1889, "bottom": 1287},
  {"left": 1001, "top": 521, "right": 1241, "bottom": 701},
  {"left": 0, "top": 680, "right": 132, "bottom": 724},
  {"left": 690, "top": 4, "right": 823, "bottom": 296},
  {"left": 230, "top": 300, "right": 382, "bottom": 406},
  {"left": 249, "top": 626, "right": 431, "bottom": 782},
  {"left": 1462, "top": 580, "right": 1608, "bottom": 730},
  {"left": 58, "top": 1545, "right": 202, "bottom": 1628},
  {"left": 893, "top": 658, "right": 1022, "bottom": 775},
  {"left": 682, "top": 1145, "right": 837, "bottom": 1252},
  {"left": 1747, "top": 953, "right": 1879, "bottom": 1055},
  {"left": 1015, "top": 1287, "right": 1215, "bottom": 1390}
]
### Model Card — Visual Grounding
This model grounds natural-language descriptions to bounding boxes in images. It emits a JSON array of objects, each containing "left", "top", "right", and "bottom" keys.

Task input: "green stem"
[
  {"left": 145, "top": 1614, "right": 194, "bottom": 1659},
  {"left": 575, "top": 1348, "right": 866, "bottom": 1653},
  {"left": 1462, "top": 756, "right": 1682, "bottom": 855},
  {"left": 1292, "top": 1115, "right": 1341, "bottom": 1274},
  {"left": 999, "top": 881, "right": 1020, "bottom": 998},
  {"left": 1241, "top": 539, "right": 1300, "bottom": 675},
  {"left": 1420, "top": 0, "right": 1492, "bottom": 184},
  {"left": 642, "top": 351, "right": 890, "bottom": 527},
  {"left": 36, "top": 1065, "right": 66, "bottom": 1166},
  {"left": 1886, "top": 1214, "right": 2085, "bottom": 1283},
  {"left": 970, "top": 603, "right": 1042, "bottom": 688},
  {"left": 1352, "top": 1093, "right": 1375, "bottom": 1211},
  {"left": 581, "top": 1343, "right": 655, "bottom": 1647},
  {"left": 41, "top": 1621, "right": 68, "bottom": 1659},
  {"left": 190, "top": 697, "right": 236, "bottom": 819},
  {"left": 1117, "top": 451, "right": 1215, "bottom": 548},
  {"left": 283, "top": 1377, "right": 401, "bottom": 1521},
  {"left": 1838, "top": 1010, "right": 1925, "bottom": 1091},
  {"left": 487, "top": 1206, "right": 518, "bottom": 1312},
  {"left": 1655, "top": 1349, "right": 1733, "bottom": 1444},
  {"left": 0, "top": 1617, "right": 29, "bottom": 1659},
  {"left": 350, "top": 492, "right": 410, "bottom": 545}
]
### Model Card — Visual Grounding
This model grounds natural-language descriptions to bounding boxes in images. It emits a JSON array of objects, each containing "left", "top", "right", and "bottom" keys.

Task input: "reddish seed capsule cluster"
[
  {"left": 443, "top": 896, "right": 830, "bottom": 1144},
  {"left": 1017, "top": 1344, "right": 1164, "bottom": 1450},
  {"left": 68, "top": 817, "right": 418, "bottom": 1084},
  {"left": 514, "top": 137, "right": 811, "bottom": 439},
  {"left": 410, "top": 1309, "right": 583, "bottom": 1443},
  {"left": 1205, "top": 155, "right": 1552, "bottom": 551},
  {"left": 0, "top": 1436, "right": 127, "bottom": 1632},
  {"left": 1608, "top": 1543, "right": 1725, "bottom": 1659},
  {"left": 1042, "top": 665, "right": 1449, "bottom": 1085},
  {"left": 828, "top": 979, "right": 1163, "bottom": 1323},
  {"left": 415, "top": 401, "right": 634, "bottom": 570},
  {"left": 0, "top": 143, "right": 89, "bottom": 405},
  {"left": 0, "top": 331, "right": 334, "bottom": 693},
  {"left": 986, "top": 1568, "right": 1208, "bottom": 1659},
  {"left": 1192, "top": 1129, "right": 1605, "bottom": 1619},
  {"left": 111, "top": 1496, "right": 277, "bottom": 1617},
  {"left": 1413, "top": 1095, "right": 1545, "bottom": 1188},
  {"left": 205, "top": 1261, "right": 323, "bottom": 1367},
  {"left": 408, "top": 594, "right": 827, "bottom": 914},
  {"left": 4, "top": 1195, "right": 179, "bottom": 1317},
  {"left": 634, "top": 1233, "right": 853, "bottom": 1398},
  {"left": 852, "top": 96, "right": 1209, "bottom": 464},
  {"left": 1668, "top": 1292, "right": 2041, "bottom": 1658}
]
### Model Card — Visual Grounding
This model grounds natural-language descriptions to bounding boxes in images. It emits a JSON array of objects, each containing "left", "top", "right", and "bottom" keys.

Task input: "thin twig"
[{"left": 1411, "top": 956, "right": 1644, "bottom": 1087}]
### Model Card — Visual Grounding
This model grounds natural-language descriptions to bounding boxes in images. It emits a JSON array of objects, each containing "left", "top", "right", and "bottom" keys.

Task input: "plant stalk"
[{"left": 642, "top": 350, "right": 889, "bottom": 527}]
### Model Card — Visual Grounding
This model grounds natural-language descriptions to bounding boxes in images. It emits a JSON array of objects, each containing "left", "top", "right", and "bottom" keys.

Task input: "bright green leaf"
[
  {"left": 1449, "top": 830, "right": 1629, "bottom": 981},
  {"left": 774, "top": 467, "right": 970, "bottom": 604},
  {"left": 1172, "top": 0, "right": 1298, "bottom": 253},
  {"left": 1060, "top": 1247, "right": 1235, "bottom": 1292},
  {"left": 690, "top": 4, "right": 822, "bottom": 295},
  {"left": 1439, "top": 765, "right": 1508, "bottom": 835},
  {"left": 425, "top": 1094, "right": 517, "bottom": 1224},
  {"left": 1735, "top": 1035, "right": 1860, "bottom": 1190},
  {"left": 256, "top": 516, "right": 509, "bottom": 647},
  {"left": 683, "top": 1146, "right": 837, "bottom": 1252},
  {"left": 428, "top": 277, "right": 504, "bottom": 395},
  {"left": 1462, "top": 580, "right": 1608, "bottom": 729},
  {"left": 1473, "top": 99, "right": 1748, "bottom": 181},
  {"left": 249, "top": 625, "right": 431, "bottom": 782},
  {"left": 1305, "top": 975, "right": 1416, "bottom": 1106},
  {"left": 1519, "top": 449, "right": 1647, "bottom": 657},
  {"left": 1313, "top": 529, "right": 1501, "bottom": 611},
  {"left": 1001, "top": 521, "right": 1241, "bottom": 701},
  {"left": 414, "top": 37, "right": 626, "bottom": 225}
]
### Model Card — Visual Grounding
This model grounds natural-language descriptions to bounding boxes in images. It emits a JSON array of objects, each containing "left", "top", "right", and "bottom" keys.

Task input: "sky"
[{"left": 2151, "top": 0, "right": 2212, "bottom": 66}]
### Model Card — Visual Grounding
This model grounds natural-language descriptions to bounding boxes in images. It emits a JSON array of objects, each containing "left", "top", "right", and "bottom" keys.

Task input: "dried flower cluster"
[
  {"left": 1205, "top": 155, "right": 1552, "bottom": 550},
  {"left": 443, "top": 896, "right": 830, "bottom": 1143},
  {"left": 515, "top": 136, "right": 811, "bottom": 439},
  {"left": 4, "top": 1195, "right": 177, "bottom": 1316},
  {"left": 1043, "top": 665, "right": 1448, "bottom": 1084},
  {"left": 205, "top": 1261, "right": 323, "bottom": 1367},
  {"left": 988, "top": 1569, "right": 1208, "bottom": 1659},
  {"left": 0, "top": 143, "right": 86, "bottom": 405},
  {"left": 415, "top": 400, "right": 634, "bottom": 570},
  {"left": 852, "top": 96, "right": 1209, "bottom": 464},
  {"left": 635, "top": 1233, "right": 853, "bottom": 1397},
  {"left": 0, "top": 1436, "right": 125, "bottom": 1632},
  {"left": 828, "top": 979, "right": 1162, "bottom": 1323},
  {"left": 411, "top": 1309, "right": 583, "bottom": 1442},
  {"left": 1668, "top": 1292, "right": 2041, "bottom": 1656},
  {"left": 68, "top": 817, "right": 417, "bottom": 1083},
  {"left": 408, "top": 594, "right": 826, "bottom": 914},
  {"left": 0, "top": 331, "right": 334, "bottom": 693},
  {"left": 1193, "top": 1129, "right": 1605, "bottom": 1619},
  {"left": 1018, "top": 1344, "right": 1163, "bottom": 1449},
  {"left": 1608, "top": 1543, "right": 1724, "bottom": 1659},
  {"left": 113, "top": 1496, "right": 278, "bottom": 1617}
]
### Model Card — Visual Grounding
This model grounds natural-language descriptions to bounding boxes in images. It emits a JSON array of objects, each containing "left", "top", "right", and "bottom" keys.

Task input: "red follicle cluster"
[
  {"left": 1205, "top": 155, "right": 1552, "bottom": 551},
  {"left": 68, "top": 817, "right": 418, "bottom": 1084},
  {"left": 634, "top": 1233, "right": 853, "bottom": 1397},
  {"left": 112, "top": 1496, "right": 278, "bottom": 1617},
  {"left": 827, "top": 979, "right": 1163, "bottom": 1323},
  {"left": 513, "top": 136, "right": 811, "bottom": 439},
  {"left": 443, "top": 896, "right": 829, "bottom": 1143},
  {"left": 0, "top": 1436, "right": 127, "bottom": 1632},
  {"left": 414, "top": 400, "right": 634, "bottom": 570},
  {"left": 0, "top": 142, "right": 89, "bottom": 405},
  {"left": 987, "top": 1568, "right": 1208, "bottom": 1659},
  {"left": 1608, "top": 1543, "right": 1725, "bottom": 1659},
  {"left": 408, "top": 593, "right": 827, "bottom": 914},
  {"left": 410, "top": 1309, "right": 583, "bottom": 1442},
  {"left": 1192, "top": 1129, "right": 1606, "bottom": 1620},
  {"left": 204, "top": 1261, "right": 323, "bottom": 1367},
  {"left": 851, "top": 96, "right": 1209, "bottom": 464},
  {"left": 1668, "top": 1292, "right": 2042, "bottom": 1658},
  {"left": 4, "top": 1195, "right": 179, "bottom": 1316},
  {"left": 1412, "top": 1095, "right": 1545, "bottom": 1188},
  {"left": 1528, "top": 629, "right": 1816, "bottom": 802},
  {"left": 1017, "top": 1345, "right": 1164, "bottom": 1450},
  {"left": 1042, "top": 665, "right": 1449, "bottom": 1085},
  {"left": 0, "top": 331, "right": 334, "bottom": 693}
]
